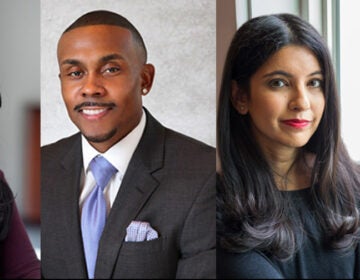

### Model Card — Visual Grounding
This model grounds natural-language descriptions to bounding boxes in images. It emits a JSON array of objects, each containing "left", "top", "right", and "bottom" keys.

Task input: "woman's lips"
[{"left": 282, "top": 119, "right": 311, "bottom": 128}]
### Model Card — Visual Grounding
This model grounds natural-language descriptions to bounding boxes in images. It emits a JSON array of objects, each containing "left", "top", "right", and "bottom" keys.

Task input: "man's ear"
[
  {"left": 140, "top": 63, "right": 155, "bottom": 95},
  {"left": 230, "top": 80, "right": 249, "bottom": 115}
]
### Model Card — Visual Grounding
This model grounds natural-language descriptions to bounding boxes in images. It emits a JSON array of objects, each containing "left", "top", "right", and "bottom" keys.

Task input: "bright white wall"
[
  {"left": 339, "top": 1, "right": 360, "bottom": 162},
  {"left": 235, "top": 0, "right": 300, "bottom": 28},
  {"left": 41, "top": 0, "right": 216, "bottom": 148},
  {"left": 0, "top": 0, "right": 40, "bottom": 215},
  {"left": 250, "top": 0, "right": 299, "bottom": 18}
]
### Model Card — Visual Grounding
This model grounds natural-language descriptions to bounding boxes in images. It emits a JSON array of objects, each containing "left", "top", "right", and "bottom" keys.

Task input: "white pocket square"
[{"left": 125, "top": 221, "right": 159, "bottom": 242}]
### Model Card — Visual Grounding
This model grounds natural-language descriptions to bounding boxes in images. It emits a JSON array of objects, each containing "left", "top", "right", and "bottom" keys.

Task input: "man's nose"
[{"left": 81, "top": 73, "right": 105, "bottom": 97}]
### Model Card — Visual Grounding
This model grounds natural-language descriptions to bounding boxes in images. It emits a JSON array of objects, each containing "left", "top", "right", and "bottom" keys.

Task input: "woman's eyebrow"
[
  {"left": 262, "top": 70, "right": 323, "bottom": 78},
  {"left": 262, "top": 70, "right": 292, "bottom": 78}
]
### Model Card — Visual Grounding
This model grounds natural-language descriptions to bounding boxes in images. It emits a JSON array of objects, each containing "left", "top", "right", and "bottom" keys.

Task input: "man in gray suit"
[{"left": 41, "top": 10, "right": 215, "bottom": 279}]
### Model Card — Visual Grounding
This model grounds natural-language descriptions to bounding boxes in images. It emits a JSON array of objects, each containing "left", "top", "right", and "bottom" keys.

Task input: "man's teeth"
[{"left": 82, "top": 108, "right": 107, "bottom": 115}]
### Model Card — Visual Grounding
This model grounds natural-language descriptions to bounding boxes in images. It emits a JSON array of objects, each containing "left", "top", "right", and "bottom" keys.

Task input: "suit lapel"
[
  {"left": 58, "top": 134, "right": 88, "bottom": 278},
  {"left": 95, "top": 110, "right": 165, "bottom": 278}
]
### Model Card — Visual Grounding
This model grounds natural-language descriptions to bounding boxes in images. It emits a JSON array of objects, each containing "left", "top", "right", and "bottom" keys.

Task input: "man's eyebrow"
[
  {"left": 60, "top": 54, "right": 125, "bottom": 67},
  {"left": 101, "top": 54, "right": 125, "bottom": 63},
  {"left": 60, "top": 59, "right": 81, "bottom": 66}
]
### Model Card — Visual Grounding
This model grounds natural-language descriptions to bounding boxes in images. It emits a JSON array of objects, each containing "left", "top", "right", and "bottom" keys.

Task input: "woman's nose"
[{"left": 289, "top": 85, "right": 310, "bottom": 111}]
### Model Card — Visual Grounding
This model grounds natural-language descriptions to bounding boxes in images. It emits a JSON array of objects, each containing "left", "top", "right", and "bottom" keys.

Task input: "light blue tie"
[{"left": 81, "top": 155, "right": 117, "bottom": 279}]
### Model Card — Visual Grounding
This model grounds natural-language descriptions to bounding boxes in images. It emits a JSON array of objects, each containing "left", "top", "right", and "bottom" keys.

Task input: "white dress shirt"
[{"left": 79, "top": 110, "right": 146, "bottom": 215}]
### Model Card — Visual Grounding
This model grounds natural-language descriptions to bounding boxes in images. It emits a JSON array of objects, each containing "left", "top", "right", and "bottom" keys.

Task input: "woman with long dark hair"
[
  {"left": 0, "top": 173, "right": 41, "bottom": 279},
  {"left": 217, "top": 13, "right": 360, "bottom": 278},
  {"left": 0, "top": 94, "right": 40, "bottom": 278}
]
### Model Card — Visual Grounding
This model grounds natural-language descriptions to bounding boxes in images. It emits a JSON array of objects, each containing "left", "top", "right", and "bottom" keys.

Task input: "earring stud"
[{"left": 142, "top": 88, "right": 148, "bottom": 94}]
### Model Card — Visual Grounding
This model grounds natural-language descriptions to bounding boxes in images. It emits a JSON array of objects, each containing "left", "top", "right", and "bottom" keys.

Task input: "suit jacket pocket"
[
  {"left": 120, "top": 236, "right": 165, "bottom": 255},
  {"left": 114, "top": 236, "right": 177, "bottom": 278}
]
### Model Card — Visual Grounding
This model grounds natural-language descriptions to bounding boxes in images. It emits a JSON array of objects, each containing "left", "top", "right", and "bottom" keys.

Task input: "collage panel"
[
  {"left": 216, "top": 0, "right": 360, "bottom": 279},
  {"left": 0, "top": 0, "right": 40, "bottom": 278},
  {"left": 40, "top": 0, "right": 215, "bottom": 278}
]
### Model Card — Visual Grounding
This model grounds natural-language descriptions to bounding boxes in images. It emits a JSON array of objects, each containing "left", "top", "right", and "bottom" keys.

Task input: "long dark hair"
[
  {"left": 0, "top": 171, "right": 14, "bottom": 241},
  {"left": 0, "top": 96, "right": 14, "bottom": 241},
  {"left": 217, "top": 13, "right": 360, "bottom": 260}
]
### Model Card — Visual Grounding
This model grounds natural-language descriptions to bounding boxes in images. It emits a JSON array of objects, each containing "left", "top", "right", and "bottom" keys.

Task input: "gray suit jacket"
[{"left": 41, "top": 110, "right": 216, "bottom": 279}]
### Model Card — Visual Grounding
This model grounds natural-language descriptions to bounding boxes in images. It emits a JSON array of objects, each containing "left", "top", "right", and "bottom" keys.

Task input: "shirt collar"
[{"left": 82, "top": 109, "right": 146, "bottom": 176}]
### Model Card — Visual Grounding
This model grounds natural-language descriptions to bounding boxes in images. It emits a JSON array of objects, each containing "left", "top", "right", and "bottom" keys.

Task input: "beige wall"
[
  {"left": 216, "top": 0, "right": 236, "bottom": 102},
  {"left": 216, "top": 0, "right": 236, "bottom": 171}
]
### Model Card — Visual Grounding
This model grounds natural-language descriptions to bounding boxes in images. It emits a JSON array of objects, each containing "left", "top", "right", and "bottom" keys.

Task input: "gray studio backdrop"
[
  {"left": 41, "top": 0, "right": 216, "bottom": 147},
  {"left": 0, "top": 0, "right": 40, "bottom": 216}
]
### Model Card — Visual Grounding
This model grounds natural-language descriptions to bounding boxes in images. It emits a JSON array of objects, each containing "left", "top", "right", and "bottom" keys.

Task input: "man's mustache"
[{"left": 73, "top": 102, "right": 116, "bottom": 111}]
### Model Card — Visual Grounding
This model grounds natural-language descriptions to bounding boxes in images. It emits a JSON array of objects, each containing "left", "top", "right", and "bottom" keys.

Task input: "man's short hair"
[{"left": 63, "top": 10, "right": 147, "bottom": 62}]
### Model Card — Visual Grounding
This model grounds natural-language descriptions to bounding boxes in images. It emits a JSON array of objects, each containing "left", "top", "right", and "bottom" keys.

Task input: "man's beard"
[{"left": 83, "top": 128, "right": 117, "bottom": 143}]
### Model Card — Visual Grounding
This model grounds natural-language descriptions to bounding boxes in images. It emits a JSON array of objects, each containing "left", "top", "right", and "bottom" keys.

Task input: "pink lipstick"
[{"left": 282, "top": 119, "right": 310, "bottom": 128}]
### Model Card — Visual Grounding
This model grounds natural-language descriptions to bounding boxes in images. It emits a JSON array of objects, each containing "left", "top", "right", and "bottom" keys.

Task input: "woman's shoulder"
[{"left": 217, "top": 247, "right": 284, "bottom": 279}]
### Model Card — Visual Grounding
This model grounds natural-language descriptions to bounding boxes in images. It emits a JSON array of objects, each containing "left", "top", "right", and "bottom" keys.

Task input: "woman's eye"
[
  {"left": 268, "top": 79, "right": 288, "bottom": 88},
  {"left": 308, "top": 79, "right": 323, "bottom": 88}
]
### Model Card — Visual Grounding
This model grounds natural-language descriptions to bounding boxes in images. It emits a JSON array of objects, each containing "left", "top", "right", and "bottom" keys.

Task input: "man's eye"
[
  {"left": 104, "top": 67, "right": 120, "bottom": 73},
  {"left": 69, "top": 71, "right": 82, "bottom": 77},
  {"left": 268, "top": 79, "right": 288, "bottom": 88}
]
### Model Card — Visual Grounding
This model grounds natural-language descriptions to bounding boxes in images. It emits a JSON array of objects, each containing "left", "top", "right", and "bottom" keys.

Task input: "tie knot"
[{"left": 89, "top": 155, "right": 118, "bottom": 191}]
